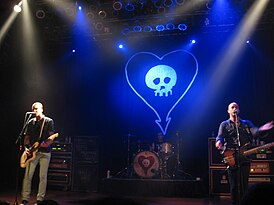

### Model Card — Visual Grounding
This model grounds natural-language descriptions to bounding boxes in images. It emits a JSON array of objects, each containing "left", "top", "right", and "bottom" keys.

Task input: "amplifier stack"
[
  {"left": 208, "top": 137, "right": 274, "bottom": 196},
  {"left": 48, "top": 141, "right": 73, "bottom": 191},
  {"left": 47, "top": 136, "right": 100, "bottom": 192}
]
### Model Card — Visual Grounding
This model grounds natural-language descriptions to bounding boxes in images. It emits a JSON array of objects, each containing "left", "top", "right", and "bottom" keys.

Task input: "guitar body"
[
  {"left": 20, "top": 133, "right": 58, "bottom": 168},
  {"left": 20, "top": 142, "right": 39, "bottom": 168},
  {"left": 222, "top": 149, "right": 237, "bottom": 167}
]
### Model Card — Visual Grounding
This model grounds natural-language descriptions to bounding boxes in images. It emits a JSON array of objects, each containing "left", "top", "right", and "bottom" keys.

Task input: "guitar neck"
[
  {"left": 29, "top": 133, "right": 59, "bottom": 151},
  {"left": 243, "top": 142, "right": 274, "bottom": 156}
]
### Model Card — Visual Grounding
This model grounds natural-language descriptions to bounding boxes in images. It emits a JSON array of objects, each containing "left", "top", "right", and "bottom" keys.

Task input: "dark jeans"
[{"left": 227, "top": 163, "right": 250, "bottom": 205}]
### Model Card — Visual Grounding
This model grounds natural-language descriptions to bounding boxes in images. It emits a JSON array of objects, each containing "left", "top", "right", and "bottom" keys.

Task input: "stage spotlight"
[
  {"left": 178, "top": 23, "right": 187, "bottom": 31},
  {"left": 118, "top": 44, "right": 123, "bottom": 49},
  {"left": 154, "top": 0, "right": 162, "bottom": 8},
  {"left": 78, "top": 6, "right": 82, "bottom": 11},
  {"left": 246, "top": 40, "right": 250, "bottom": 44},
  {"left": 95, "top": 22, "right": 104, "bottom": 31},
  {"left": 156, "top": 24, "right": 165, "bottom": 31},
  {"left": 163, "top": 0, "right": 174, "bottom": 8},
  {"left": 175, "top": 0, "right": 185, "bottom": 6},
  {"left": 65, "top": 6, "right": 76, "bottom": 17},
  {"left": 125, "top": 2, "right": 135, "bottom": 12},
  {"left": 72, "top": 49, "right": 76, "bottom": 53},
  {"left": 133, "top": 25, "right": 142, "bottom": 32},
  {"left": 191, "top": 39, "right": 196, "bottom": 44},
  {"left": 166, "top": 23, "right": 175, "bottom": 30},
  {"left": 14, "top": 1, "right": 22, "bottom": 13},
  {"left": 86, "top": 11, "right": 95, "bottom": 19},
  {"left": 36, "top": 9, "right": 46, "bottom": 19},
  {"left": 143, "top": 25, "right": 152, "bottom": 32},
  {"left": 113, "top": 1, "right": 123, "bottom": 11},
  {"left": 121, "top": 27, "right": 130, "bottom": 35},
  {"left": 98, "top": 10, "right": 107, "bottom": 18}
]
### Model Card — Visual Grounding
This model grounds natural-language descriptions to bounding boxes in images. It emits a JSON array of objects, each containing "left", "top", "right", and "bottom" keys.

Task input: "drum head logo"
[
  {"left": 133, "top": 151, "right": 160, "bottom": 178},
  {"left": 125, "top": 50, "right": 198, "bottom": 135}
]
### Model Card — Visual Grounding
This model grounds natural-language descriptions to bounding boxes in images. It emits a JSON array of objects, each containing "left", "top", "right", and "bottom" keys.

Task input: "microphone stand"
[
  {"left": 14, "top": 113, "right": 32, "bottom": 205},
  {"left": 234, "top": 113, "right": 241, "bottom": 205}
]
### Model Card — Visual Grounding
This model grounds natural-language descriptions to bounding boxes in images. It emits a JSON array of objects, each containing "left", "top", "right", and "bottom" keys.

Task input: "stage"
[{"left": 0, "top": 188, "right": 230, "bottom": 205}]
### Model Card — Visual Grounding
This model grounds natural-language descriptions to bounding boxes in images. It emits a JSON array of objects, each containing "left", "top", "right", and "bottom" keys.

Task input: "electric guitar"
[
  {"left": 222, "top": 142, "right": 274, "bottom": 167},
  {"left": 20, "top": 133, "right": 59, "bottom": 168}
]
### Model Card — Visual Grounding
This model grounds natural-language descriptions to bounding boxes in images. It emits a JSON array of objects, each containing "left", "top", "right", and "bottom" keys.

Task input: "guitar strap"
[{"left": 38, "top": 117, "right": 46, "bottom": 141}]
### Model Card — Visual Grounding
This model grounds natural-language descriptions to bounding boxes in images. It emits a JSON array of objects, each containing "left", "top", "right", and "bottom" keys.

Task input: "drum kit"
[{"left": 118, "top": 133, "right": 181, "bottom": 179}]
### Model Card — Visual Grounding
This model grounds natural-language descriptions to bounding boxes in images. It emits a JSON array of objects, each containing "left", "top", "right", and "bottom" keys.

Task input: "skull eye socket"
[
  {"left": 153, "top": 78, "right": 160, "bottom": 85},
  {"left": 164, "top": 77, "right": 171, "bottom": 84}
]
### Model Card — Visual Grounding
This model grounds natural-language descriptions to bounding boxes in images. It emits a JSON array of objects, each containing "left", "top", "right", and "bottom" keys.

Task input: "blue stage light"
[
  {"left": 156, "top": 24, "right": 165, "bottom": 31},
  {"left": 178, "top": 23, "right": 187, "bottom": 31},
  {"left": 122, "top": 27, "right": 130, "bottom": 35},
  {"left": 78, "top": 6, "right": 82, "bottom": 11},
  {"left": 125, "top": 2, "right": 135, "bottom": 11},
  {"left": 246, "top": 40, "right": 250, "bottom": 44},
  {"left": 166, "top": 23, "right": 175, "bottom": 30},
  {"left": 143, "top": 25, "right": 153, "bottom": 32},
  {"left": 133, "top": 25, "right": 142, "bottom": 32},
  {"left": 119, "top": 44, "right": 123, "bottom": 49},
  {"left": 191, "top": 39, "right": 196, "bottom": 44},
  {"left": 72, "top": 49, "right": 76, "bottom": 53}
]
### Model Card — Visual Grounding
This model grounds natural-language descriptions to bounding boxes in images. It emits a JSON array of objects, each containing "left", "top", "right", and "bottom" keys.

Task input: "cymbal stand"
[
  {"left": 160, "top": 155, "right": 171, "bottom": 179},
  {"left": 115, "top": 134, "right": 133, "bottom": 178},
  {"left": 173, "top": 132, "right": 183, "bottom": 178},
  {"left": 173, "top": 131, "right": 194, "bottom": 179}
]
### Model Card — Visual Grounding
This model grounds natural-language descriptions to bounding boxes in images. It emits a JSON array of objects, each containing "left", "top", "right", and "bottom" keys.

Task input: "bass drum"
[{"left": 133, "top": 151, "right": 160, "bottom": 178}]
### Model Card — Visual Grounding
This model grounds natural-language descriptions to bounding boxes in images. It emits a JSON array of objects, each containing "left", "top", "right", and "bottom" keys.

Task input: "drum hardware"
[
  {"left": 115, "top": 134, "right": 137, "bottom": 178},
  {"left": 158, "top": 142, "right": 174, "bottom": 179},
  {"left": 171, "top": 131, "right": 194, "bottom": 179}
]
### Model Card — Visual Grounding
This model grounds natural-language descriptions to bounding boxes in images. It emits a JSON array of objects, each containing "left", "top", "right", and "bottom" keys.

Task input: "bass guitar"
[
  {"left": 222, "top": 142, "right": 274, "bottom": 167},
  {"left": 20, "top": 133, "right": 59, "bottom": 168}
]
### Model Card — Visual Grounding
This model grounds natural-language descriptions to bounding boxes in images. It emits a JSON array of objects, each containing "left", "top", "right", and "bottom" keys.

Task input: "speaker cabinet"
[
  {"left": 208, "top": 138, "right": 224, "bottom": 166},
  {"left": 72, "top": 136, "right": 100, "bottom": 192},
  {"left": 209, "top": 167, "right": 230, "bottom": 196},
  {"left": 72, "top": 163, "right": 99, "bottom": 192}
]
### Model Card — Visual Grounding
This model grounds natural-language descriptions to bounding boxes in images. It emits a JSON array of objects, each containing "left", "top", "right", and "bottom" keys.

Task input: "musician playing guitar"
[
  {"left": 21, "top": 102, "right": 56, "bottom": 205},
  {"left": 215, "top": 102, "right": 274, "bottom": 205}
]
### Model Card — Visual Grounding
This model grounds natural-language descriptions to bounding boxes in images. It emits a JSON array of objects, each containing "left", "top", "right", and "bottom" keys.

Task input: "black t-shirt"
[{"left": 25, "top": 116, "right": 55, "bottom": 153}]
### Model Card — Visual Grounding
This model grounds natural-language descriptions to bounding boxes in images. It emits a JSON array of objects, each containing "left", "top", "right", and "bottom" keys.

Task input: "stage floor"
[
  {"left": 0, "top": 189, "right": 231, "bottom": 205},
  {"left": 0, "top": 178, "right": 232, "bottom": 205}
]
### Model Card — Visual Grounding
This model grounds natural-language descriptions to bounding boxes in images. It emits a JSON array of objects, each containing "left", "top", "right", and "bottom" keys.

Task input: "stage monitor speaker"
[
  {"left": 209, "top": 167, "right": 230, "bottom": 196},
  {"left": 72, "top": 163, "right": 99, "bottom": 192},
  {"left": 208, "top": 137, "right": 225, "bottom": 166}
]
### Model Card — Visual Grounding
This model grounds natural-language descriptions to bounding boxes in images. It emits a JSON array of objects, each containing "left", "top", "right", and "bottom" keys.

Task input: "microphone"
[
  {"left": 233, "top": 110, "right": 238, "bottom": 116},
  {"left": 26, "top": 112, "right": 35, "bottom": 115}
]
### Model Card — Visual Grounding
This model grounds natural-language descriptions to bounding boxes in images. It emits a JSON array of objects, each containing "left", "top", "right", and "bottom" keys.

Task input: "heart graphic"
[
  {"left": 138, "top": 156, "right": 155, "bottom": 175},
  {"left": 125, "top": 50, "right": 199, "bottom": 135}
]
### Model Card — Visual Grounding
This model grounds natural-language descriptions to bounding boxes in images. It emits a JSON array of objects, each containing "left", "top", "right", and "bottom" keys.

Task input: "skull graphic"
[{"left": 145, "top": 65, "right": 177, "bottom": 97}]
